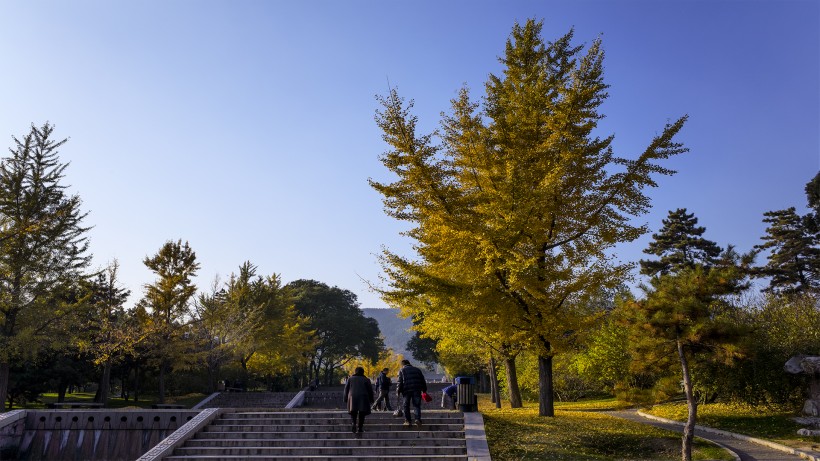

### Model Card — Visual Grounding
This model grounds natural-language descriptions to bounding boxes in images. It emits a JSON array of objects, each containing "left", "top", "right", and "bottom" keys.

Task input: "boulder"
[
  {"left": 803, "top": 399, "right": 820, "bottom": 417},
  {"left": 784, "top": 355, "right": 820, "bottom": 375}
]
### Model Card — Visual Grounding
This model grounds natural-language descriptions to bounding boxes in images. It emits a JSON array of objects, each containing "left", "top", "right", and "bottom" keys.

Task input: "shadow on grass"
[{"left": 479, "top": 396, "right": 732, "bottom": 461}]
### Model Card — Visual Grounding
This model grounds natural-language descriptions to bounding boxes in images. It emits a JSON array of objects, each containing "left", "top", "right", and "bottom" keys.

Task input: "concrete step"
[
  {"left": 172, "top": 445, "right": 466, "bottom": 456},
  {"left": 220, "top": 410, "right": 461, "bottom": 419},
  {"left": 213, "top": 415, "right": 464, "bottom": 425},
  {"left": 194, "top": 430, "right": 467, "bottom": 440},
  {"left": 169, "top": 409, "right": 469, "bottom": 461},
  {"left": 202, "top": 423, "right": 463, "bottom": 432},
  {"left": 185, "top": 438, "right": 466, "bottom": 448},
  {"left": 165, "top": 455, "right": 468, "bottom": 461}
]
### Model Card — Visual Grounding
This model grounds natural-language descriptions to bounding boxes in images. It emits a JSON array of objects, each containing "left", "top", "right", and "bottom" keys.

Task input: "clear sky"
[{"left": 0, "top": 1, "right": 817, "bottom": 309}]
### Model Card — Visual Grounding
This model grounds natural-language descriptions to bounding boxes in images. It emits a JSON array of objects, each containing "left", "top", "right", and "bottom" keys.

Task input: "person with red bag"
[{"left": 396, "top": 359, "right": 427, "bottom": 427}]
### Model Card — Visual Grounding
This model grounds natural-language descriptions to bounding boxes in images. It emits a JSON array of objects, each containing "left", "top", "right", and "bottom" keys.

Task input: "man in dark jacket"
[
  {"left": 396, "top": 359, "right": 427, "bottom": 426},
  {"left": 371, "top": 367, "right": 393, "bottom": 411}
]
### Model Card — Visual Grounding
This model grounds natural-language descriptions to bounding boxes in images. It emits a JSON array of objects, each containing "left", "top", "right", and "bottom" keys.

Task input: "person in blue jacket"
[{"left": 441, "top": 382, "right": 457, "bottom": 409}]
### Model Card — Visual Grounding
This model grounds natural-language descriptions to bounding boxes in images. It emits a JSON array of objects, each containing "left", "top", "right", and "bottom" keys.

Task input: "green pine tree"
[
  {"left": 755, "top": 206, "right": 820, "bottom": 293},
  {"left": 805, "top": 171, "right": 820, "bottom": 231},
  {"left": 629, "top": 247, "right": 752, "bottom": 461},
  {"left": 0, "top": 123, "right": 91, "bottom": 410},
  {"left": 640, "top": 208, "right": 722, "bottom": 277}
]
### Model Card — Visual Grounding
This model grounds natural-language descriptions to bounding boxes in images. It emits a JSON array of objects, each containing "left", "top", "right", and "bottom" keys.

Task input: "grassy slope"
[
  {"left": 479, "top": 395, "right": 732, "bottom": 461},
  {"left": 645, "top": 402, "right": 820, "bottom": 452}
]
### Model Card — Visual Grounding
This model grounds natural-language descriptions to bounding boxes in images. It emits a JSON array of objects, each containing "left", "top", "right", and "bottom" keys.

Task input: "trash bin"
[{"left": 455, "top": 376, "right": 477, "bottom": 412}]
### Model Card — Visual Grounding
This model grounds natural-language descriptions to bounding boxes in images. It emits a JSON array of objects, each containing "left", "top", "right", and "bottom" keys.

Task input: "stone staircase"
[
  {"left": 162, "top": 409, "right": 468, "bottom": 461},
  {"left": 197, "top": 392, "right": 298, "bottom": 409}
]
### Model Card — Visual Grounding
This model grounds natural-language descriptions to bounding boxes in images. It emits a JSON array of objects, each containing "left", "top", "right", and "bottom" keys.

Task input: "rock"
[
  {"left": 802, "top": 400, "right": 820, "bottom": 417},
  {"left": 785, "top": 355, "right": 807, "bottom": 374},
  {"left": 797, "top": 428, "right": 820, "bottom": 436},
  {"left": 793, "top": 416, "right": 820, "bottom": 427},
  {"left": 785, "top": 355, "right": 820, "bottom": 375}
]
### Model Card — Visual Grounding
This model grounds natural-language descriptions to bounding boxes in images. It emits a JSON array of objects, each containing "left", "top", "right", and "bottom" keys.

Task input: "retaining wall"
[{"left": 0, "top": 409, "right": 200, "bottom": 461}]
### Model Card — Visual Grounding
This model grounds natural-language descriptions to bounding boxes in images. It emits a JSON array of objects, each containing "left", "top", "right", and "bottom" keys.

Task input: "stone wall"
[{"left": 0, "top": 409, "right": 200, "bottom": 461}]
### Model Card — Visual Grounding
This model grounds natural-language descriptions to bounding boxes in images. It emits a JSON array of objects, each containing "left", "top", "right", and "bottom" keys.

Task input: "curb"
[
  {"left": 636, "top": 410, "right": 820, "bottom": 461},
  {"left": 136, "top": 408, "right": 221, "bottom": 461},
  {"left": 191, "top": 391, "right": 220, "bottom": 410},
  {"left": 464, "top": 411, "right": 492, "bottom": 461}
]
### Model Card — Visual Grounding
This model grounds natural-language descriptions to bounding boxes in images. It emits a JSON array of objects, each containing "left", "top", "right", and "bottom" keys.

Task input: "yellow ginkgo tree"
[{"left": 371, "top": 19, "right": 688, "bottom": 416}]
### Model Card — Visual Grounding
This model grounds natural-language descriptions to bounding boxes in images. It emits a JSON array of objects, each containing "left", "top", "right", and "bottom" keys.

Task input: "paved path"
[{"left": 606, "top": 410, "right": 811, "bottom": 461}]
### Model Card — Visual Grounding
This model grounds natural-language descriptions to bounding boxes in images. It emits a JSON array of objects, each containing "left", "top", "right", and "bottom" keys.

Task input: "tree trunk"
[
  {"left": 58, "top": 379, "right": 68, "bottom": 403},
  {"left": 0, "top": 362, "right": 8, "bottom": 412},
  {"left": 134, "top": 365, "right": 141, "bottom": 403},
  {"left": 324, "top": 363, "right": 332, "bottom": 386},
  {"left": 677, "top": 338, "right": 696, "bottom": 461},
  {"left": 488, "top": 358, "right": 496, "bottom": 403},
  {"left": 97, "top": 360, "right": 112, "bottom": 406},
  {"left": 121, "top": 368, "right": 129, "bottom": 401},
  {"left": 158, "top": 360, "right": 167, "bottom": 404},
  {"left": 207, "top": 358, "right": 219, "bottom": 393},
  {"left": 309, "top": 358, "right": 317, "bottom": 384},
  {"left": 502, "top": 355, "right": 523, "bottom": 408},
  {"left": 538, "top": 352, "right": 555, "bottom": 417},
  {"left": 488, "top": 356, "right": 501, "bottom": 409}
]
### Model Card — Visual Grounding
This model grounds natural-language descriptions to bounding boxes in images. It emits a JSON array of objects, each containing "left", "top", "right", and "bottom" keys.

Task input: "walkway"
[{"left": 606, "top": 409, "right": 817, "bottom": 461}]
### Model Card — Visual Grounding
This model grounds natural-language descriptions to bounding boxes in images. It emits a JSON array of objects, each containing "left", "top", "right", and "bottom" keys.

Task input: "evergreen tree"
[
  {"left": 0, "top": 123, "right": 91, "bottom": 410},
  {"left": 805, "top": 171, "right": 820, "bottom": 231},
  {"left": 755, "top": 207, "right": 820, "bottom": 293},
  {"left": 628, "top": 248, "right": 751, "bottom": 461},
  {"left": 371, "top": 19, "right": 688, "bottom": 416},
  {"left": 640, "top": 208, "right": 722, "bottom": 277},
  {"left": 755, "top": 172, "right": 820, "bottom": 293}
]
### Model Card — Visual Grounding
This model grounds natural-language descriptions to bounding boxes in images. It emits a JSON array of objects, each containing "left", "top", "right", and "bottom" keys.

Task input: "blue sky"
[{"left": 0, "top": 1, "right": 817, "bottom": 309}]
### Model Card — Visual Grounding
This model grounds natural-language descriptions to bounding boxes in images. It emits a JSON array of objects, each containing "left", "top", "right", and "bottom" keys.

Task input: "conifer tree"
[
  {"left": 755, "top": 207, "right": 820, "bottom": 293},
  {"left": 755, "top": 173, "right": 820, "bottom": 294},
  {"left": 630, "top": 208, "right": 750, "bottom": 461},
  {"left": 640, "top": 208, "right": 722, "bottom": 277},
  {"left": 371, "top": 19, "right": 688, "bottom": 416},
  {"left": 626, "top": 252, "right": 750, "bottom": 461},
  {"left": 805, "top": 171, "right": 820, "bottom": 231},
  {"left": 0, "top": 123, "right": 91, "bottom": 410}
]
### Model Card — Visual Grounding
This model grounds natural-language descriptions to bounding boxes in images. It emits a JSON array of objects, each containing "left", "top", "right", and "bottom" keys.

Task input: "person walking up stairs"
[
  {"left": 397, "top": 359, "right": 427, "bottom": 427},
  {"left": 344, "top": 366, "right": 374, "bottom": 434},
  {"left": 372, "top": 367, "right": 394, "bottom": 411}
]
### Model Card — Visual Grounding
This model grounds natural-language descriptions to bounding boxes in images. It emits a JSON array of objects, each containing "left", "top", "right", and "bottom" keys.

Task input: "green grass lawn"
[
  {"left": 645, "top": 401, "right": 820, "bottom": 451},
  {"left": 23, "top": 392, "right": 208, "bottom": 410},
  {"left": 479, "top": 395, "right": 733, "bottom": 461}
]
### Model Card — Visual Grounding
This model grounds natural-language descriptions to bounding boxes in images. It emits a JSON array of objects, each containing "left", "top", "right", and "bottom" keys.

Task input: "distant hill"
[
  {"left": 363, "top": 308, "right": 447, "bottom": 381},
  {"left": 362, "top": 308, "right": 413, "bottom": 359}
]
